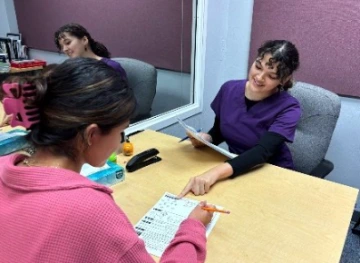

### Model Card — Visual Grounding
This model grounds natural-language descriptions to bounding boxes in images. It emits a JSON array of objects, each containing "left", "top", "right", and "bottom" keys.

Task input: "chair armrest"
[{"left": 310, "top": 159, "right": 334, "bottom": 179}]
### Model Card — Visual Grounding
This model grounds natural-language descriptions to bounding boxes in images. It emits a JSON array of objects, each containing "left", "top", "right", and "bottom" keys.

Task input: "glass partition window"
[{"left": 9, "top": 0, "right": 207, "bottom": 131}]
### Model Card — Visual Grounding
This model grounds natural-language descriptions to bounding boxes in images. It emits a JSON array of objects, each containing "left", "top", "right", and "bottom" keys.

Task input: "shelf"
[{"left": 0, "top": 66, "right": 43, "bottom": 75}]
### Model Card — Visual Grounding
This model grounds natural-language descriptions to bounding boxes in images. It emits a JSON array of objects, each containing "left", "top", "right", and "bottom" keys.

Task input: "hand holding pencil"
[
  {"left": 188, "top": 201, "right": 230, "bottom": 226},
  {"left": 188, "top": 201, "right": 215, "bottom": 226}
]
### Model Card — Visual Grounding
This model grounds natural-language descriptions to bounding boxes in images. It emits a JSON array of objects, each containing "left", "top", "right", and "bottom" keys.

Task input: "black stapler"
[{"left": 126, "top": 148, "right": 161, "bottom": 172}]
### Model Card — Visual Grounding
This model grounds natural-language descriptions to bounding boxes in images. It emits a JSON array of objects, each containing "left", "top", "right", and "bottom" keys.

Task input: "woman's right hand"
[
  {"left": 188, "top": 201, "right": 214, "bottom": 226},
  {"left": 188, "top": 132, "right": 212, "bottom": 148}
]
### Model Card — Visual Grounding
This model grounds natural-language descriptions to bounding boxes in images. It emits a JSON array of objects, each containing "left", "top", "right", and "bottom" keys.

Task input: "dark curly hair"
[{"left": 257, "top": 40, "right": 300, "bottom": 90}]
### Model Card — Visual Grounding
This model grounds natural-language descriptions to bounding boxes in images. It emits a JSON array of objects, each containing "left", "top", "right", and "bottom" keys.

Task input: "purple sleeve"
[
  {"left": 102, "top": 59, "right": 128, "bottom": 80},
  {"left": 268, "top": 99, "right": 301, "bottom": 142},
  {"left": 210, "top": 82, "right": 227, "bottom": 116}
]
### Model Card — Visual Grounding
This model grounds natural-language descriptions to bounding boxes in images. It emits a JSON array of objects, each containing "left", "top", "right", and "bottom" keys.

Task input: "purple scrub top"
[
  {"left": 211, "top": 80, "right": 301, "bottom": 169},
  {"left": 101, "top": 58, "right": 127, "bottom": 80}
]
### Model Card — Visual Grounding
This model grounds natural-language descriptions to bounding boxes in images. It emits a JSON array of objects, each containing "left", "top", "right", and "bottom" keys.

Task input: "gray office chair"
[
  {"left": 287, "top": 82, "right": 341, "bottom": 178},
  {"left": 112, "top": 58, "right": 157, "bottom": 122}
]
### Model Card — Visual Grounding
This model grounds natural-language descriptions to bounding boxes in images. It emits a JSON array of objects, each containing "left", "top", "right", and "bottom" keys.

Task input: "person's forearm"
[
  {"left": 161, "top": 219, "right": 206, "bottom": 263},
  {"left": 208, "top": 162, "right": 234, "bottom": 184},
  {"left": 208, "top": 117, "right": 224, "bottom": 145},
  {"left": 227, "top": 132, "right": 286, "bottom": 178}
]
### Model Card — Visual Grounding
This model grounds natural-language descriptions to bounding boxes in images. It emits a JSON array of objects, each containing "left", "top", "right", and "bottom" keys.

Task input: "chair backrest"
[
  {"left": 287, "top": 82, "right": 341, "bottom": 174},
  {"left": 112, "top": 58, "right": 157, "bottom": 121}
]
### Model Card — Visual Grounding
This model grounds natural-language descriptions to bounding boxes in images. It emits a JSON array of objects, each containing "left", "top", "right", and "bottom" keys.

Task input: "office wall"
[
  {"left": 0, "top": 0, "right": 18, "bottom": 37},
  {"left": 4, "top": 0, "right": 17, "bottom": 34},
  {"left": 0, "top": 0, "right": 10, "bottom": 36},
  {"left": 250, "top": 0, "right": 360, "bottom": 97},
  {"left": 160, "top": 0, "right": 360, "bottom": 209}
]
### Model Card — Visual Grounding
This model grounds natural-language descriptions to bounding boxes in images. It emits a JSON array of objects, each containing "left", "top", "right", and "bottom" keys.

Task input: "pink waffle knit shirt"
[{"left": 0, "top": 154, "right": 207, "bottom": 263}]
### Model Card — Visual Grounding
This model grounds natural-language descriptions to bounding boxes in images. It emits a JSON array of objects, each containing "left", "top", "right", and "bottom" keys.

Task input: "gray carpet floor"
[{"left": 340, "top": 222, "right": 360, "bottom": 263}]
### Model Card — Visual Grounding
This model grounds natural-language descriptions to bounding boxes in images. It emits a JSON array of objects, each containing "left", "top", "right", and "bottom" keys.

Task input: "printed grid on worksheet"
[{"left": 134, "top": 192, "right": 220, "bottom": 257}]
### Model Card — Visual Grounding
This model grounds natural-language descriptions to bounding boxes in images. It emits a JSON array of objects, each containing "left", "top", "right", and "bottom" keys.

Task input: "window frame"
[{"left": 126, "top": 0, "right": 208, "bottom": 134}]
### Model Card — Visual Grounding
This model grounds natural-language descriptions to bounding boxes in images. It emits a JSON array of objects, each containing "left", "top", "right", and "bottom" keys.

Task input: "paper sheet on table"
[
  {"left": 134, "top": 192, "right": 221, "bottom": 257},
  {"left": 177, "top": 118, "right": 237, "bottom": 159}
]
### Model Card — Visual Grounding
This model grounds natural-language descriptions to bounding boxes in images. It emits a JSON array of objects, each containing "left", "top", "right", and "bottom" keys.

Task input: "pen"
[
  {"left": 178, "top": 128, "right": 202, "bottom": 143},
  {"left": 201, "top": 206, "right": 231, "bottom": 214}
]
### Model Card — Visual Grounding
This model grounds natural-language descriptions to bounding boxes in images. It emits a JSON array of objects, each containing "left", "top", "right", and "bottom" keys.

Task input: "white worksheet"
[
  {"left": 177, "top": 118, "right": 237, "bottom": 159},
  {"left": 134, "top": 192, "right": 221, "bottom": 257}
]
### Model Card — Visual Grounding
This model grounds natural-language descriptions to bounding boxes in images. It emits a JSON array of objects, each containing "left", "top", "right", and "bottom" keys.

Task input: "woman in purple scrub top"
[
  {"left": 179, "top": 40, "right": 301, "bottom": 197},
  {"left": 54, "top": 23, "right": 127, "bottom": 80}
]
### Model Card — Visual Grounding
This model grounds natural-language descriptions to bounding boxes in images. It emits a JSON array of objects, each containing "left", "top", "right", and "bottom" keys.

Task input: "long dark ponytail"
[{"left": 55, "top": 23, "right": 111, "bottom": 58}]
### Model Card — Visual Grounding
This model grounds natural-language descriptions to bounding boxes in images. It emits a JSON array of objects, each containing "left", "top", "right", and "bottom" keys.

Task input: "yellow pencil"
[{"left": 202, "top": 206, "right": 230, "bottom": 214}]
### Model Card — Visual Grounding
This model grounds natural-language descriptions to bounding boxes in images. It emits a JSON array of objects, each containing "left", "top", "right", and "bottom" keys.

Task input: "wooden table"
[
  {"left": 0, "top": 125, "right": 22, "bottom": 132},
  {"left": 112, "top": 130, "right": 358, "bottom": 263}
]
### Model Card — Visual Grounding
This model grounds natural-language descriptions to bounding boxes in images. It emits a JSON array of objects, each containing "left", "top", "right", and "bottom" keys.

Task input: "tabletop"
[{"left": 112, "top": 130, "right": 358, "bottom": 263}]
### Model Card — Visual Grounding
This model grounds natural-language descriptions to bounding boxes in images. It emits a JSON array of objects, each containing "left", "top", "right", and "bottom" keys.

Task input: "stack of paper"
[{"left": 177, "top": 118, "right": 237, "bottom": 159}]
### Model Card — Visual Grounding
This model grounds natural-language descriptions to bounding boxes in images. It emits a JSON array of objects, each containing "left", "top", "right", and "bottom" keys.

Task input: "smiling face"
[
  {"left": 247, "top": 53, "right": 290, "bottom": 98},
  {"left": 58, "top": 32, "right": 88, "bottom": 58}
]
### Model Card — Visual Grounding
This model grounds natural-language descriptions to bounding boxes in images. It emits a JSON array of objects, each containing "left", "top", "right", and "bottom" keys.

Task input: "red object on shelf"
[{"left": 10, "top": 59, "right": 47, "bottom": 69}]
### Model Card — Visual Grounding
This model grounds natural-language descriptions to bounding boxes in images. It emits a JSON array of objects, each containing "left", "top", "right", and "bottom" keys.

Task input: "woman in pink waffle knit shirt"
[{"left": 0, "top": 57, "right": 213, "bottom": 263}]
